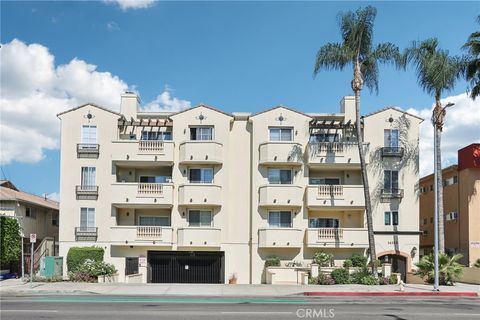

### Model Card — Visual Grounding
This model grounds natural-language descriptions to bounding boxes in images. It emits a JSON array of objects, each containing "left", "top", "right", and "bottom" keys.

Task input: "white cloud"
[
  {"left": 106, "top": 21, "right": 120, "bottom": 31},
  {"left": 406, "top": 93, "right": 480, "bottom": 177},
  {"left": 47, "top": 192, "right": 60, "bottom": 202},
  {"left": 0, "top": 39, "right": 190, "bottom": 165},
  {"left": 103, "top": 0, "right": 156, "bottom": 11},
  {"left": 143, "top": 89, "right": 191, "bottom": 112}
]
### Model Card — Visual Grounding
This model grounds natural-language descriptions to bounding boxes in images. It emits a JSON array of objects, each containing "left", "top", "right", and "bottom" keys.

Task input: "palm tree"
[
  {"left": 313, "top": 6, "right": 401, "bottom": 275},
  {"left": 463, "top": 15, "right": 480, "bottom": 100},
  {"left": 415, "top": 253, "right": 464, "bottom": 285},
  {"left": 404, "top": 39, "right": 465, "bottom": 253}
]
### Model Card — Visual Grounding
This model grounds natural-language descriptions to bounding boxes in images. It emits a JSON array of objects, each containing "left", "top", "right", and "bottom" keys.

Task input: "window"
[
  {"left": 189, "top": 168, "right": 214, "bottom": 183},
  {"left": 445, "top": 212, "right": 458, "bottom": 221},
  {"left": 309, "top": 218, "right": 339, "bottom": 228},
  {"left": 430, "top": 184, "right": 433, "bottom": 191},
  {"left": 139, "top": 216, "right": 170, "bottom": 226},
  {"left": 384, "top": 211, "right": 399, "bottom": 226},
  {"left": 188, "top": 210, "right": 212, "bottom": 227},
  {"left": 423, "top": 218, "right": 427, "bottom": 225},
  {"left": 141, "top": 131, "right": 172, "bottom": 141},
  {"left": 139, "top": 176, "right": 172, "bottom": 183},
  {"left": 81, "top": 125, "right": 97, "bottom": 144},
  {"left": 309, "top": 133, "right": 339, "bottom": 143},
  {"left": 190, "top": 127, "right": 213, "bottom": 141},
  {"left": 453, "top": 176, "right": 458, "bottom": 184},
  {"left": 309, "top": 177, "right": 340, "bottom": 185},
  {"left": 52, "top": 213, "right": 59, "bottom": 226},
  {"left": 81, "top": 167, "right": 96, "bottom": 187},
  {"left": 268, "top": 169, "right": 292, "bottom": 184},
  {"left": 384, "top": 170, "right": 399, "bottom": 192},
  {"left": 268, "top": 211, "right": 292, "bottom": 228},
  {"left": 420, "top": 186, "right": 426, "bottom": 193},
  {"left": 430, "top": 217, "right": 433, "bottom": 224},
  {"left": 25, "top": 207, "right": 37, "bottom": 219},
  {"left": 384, "top": 129, "right": 399, "bottom": 148},
  {"left": 269, "top": 128, "right": 293, "bottom": 142},
  {"left": 125, "top": 257, "right": 139, "bottom": 276},
  {"left": 80, "top": 208, "right": 95, "bottom": 229}
]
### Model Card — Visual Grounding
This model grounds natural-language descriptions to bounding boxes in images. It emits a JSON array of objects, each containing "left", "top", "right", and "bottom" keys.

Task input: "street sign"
[{"left": 30, "top": 233, "right": 37, "bottom": 243}]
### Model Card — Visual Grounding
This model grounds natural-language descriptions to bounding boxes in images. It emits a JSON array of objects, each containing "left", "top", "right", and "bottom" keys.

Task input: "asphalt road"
[{"left": 1, "top": 295, "right": 479, "bottom": 320}]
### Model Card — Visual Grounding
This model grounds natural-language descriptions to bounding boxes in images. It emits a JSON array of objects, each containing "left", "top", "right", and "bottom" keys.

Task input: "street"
[{"left": 1, "top": 295, "right": 479, "bottom": 320}]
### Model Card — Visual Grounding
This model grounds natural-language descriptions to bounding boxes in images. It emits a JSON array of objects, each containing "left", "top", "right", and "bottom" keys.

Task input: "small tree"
[
  {"left": 313, "top": 251, "right": 333, "bottom": 268},
  {"left": 415, "top": 253, "right": 464, "bottom": 285},
  {"left": 0, "top": 216, "right": 22, "bottom": 269}
]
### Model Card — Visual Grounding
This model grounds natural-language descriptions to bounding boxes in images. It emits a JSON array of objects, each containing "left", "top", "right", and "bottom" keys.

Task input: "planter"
[{"left": 97, "top": 274, "right": 119, "bottom": 283}]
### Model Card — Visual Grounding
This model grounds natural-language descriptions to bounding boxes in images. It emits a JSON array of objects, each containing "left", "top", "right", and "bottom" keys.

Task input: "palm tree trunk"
[
  {"left": 353, "top": 89, "right": 378, "bottom": 276},
  {"left": 433, "top": 100, "right": 445, "bottom": 253}
]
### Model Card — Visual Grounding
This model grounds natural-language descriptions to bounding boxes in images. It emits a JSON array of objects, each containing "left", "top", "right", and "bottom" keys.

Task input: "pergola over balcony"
[
  {"left": 309, "top": 118, "right": 358, "bottom": 131},
  {"left": 117, "top": 116, "right": 173, "bottom": 131}
]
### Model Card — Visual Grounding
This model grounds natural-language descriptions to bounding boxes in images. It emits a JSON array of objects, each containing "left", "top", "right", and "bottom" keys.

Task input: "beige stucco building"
[{"left": 58, "top": 93, "right": 422, "bottom": 283}]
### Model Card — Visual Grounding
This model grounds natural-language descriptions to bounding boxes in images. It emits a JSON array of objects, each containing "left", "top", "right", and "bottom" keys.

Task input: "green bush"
[
  {"left": 474, "top": 258, "right": 480, "bottom": 268},
  {"left": 264, "top": 256, "right": 281, "bottom": 268},
  {"left": 331, "top": 268, "right": 350, "bottom": 284},
  {"left": 68, "top": 259, "right": 117, "bottom": 282},
  {"left": 0, "top": 217, "right": 21, "bottom": 266},
  {"left": 350, "top": 268, "right": 371, "bottom": 284},
  {"left": 389, "top": 274, "right": 398, "bottom": 284},
  {"left": 378, "top": 277, "right": 389, "bottom": 285},
  {"left": 308, "top": 276, "right": 318, "bottom": 285},
  {"left": 350, "top": 254, "right": 368, "bottom": 268},
  {"left": 313, "top": 251, "right": 333, "bottom": 267},
  {"left": 67, "top": 246, "right": 104, "bottom": 272},
  {"left": 415, "top": 253, "right": 463, "bottom": 285},
  {"left": 359, "top": 275, "right": 378, "bottom": 285},
  {"left": 342, "top": 259, "right": 353, "bottom": 268},
  {"left": 317, "top": 273, "right": 335, "bottom": 285}
]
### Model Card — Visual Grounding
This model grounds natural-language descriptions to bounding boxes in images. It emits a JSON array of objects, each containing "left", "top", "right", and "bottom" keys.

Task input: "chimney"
[
  {"left": 120, "top": 91, "right": 140, "bottom": 119},
  {"left": 340, "top": 96, "right": 355, "bottom": 123}
]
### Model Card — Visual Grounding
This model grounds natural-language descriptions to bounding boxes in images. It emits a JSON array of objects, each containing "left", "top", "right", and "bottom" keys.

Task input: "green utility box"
[{"left": 40, "top": 256, "right": 63, "bottom": 278}]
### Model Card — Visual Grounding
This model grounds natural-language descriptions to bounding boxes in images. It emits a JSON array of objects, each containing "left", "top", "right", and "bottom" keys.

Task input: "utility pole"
[{"left": 431, "top": 102, "right": 454, "bottom": 291}]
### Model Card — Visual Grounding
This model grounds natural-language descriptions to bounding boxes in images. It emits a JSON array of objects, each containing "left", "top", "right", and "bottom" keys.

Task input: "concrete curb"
[{"left": 304, "top": 291, "right": 479, "bottom": 297}]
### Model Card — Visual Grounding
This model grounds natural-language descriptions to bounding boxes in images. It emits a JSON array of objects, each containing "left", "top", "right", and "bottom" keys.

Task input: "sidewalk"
[{"left": 1, "top": 279, "right": 479, "bottom": 297}]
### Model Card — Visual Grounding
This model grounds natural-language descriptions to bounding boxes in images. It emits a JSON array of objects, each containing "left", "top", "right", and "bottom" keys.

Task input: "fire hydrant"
[{"left": 398, "top": 280, "right": 405, "bottom": 292}]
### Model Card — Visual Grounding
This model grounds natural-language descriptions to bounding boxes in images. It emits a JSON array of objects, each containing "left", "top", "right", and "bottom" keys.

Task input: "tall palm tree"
[
  {"left": 313, "top": 6, "right": 400, "bottom": 275},
  {"left": 463, "top": 16, "right": 480, "bottom": 100},
  {"left": 404, "top": 38, "right": 465, "bottom": 253}
]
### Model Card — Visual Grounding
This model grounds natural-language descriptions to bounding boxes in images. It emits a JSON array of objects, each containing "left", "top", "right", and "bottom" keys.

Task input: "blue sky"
[{"left": 1, "top": 1, "right": 479, "bottom": 197}]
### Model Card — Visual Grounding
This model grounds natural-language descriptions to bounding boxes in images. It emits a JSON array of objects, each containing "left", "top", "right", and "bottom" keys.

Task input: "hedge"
[{"left": 67, "top": 246, "right": 104, "bottom": 272}]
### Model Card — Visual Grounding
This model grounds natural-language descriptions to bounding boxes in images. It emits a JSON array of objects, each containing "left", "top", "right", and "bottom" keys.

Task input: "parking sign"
[{"left": 30, "top": 233, "right": 37, "bottom": 243}]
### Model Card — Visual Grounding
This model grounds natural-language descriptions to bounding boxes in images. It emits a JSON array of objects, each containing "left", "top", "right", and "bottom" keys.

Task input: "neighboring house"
[
  {"left": 0, "top": 180, "right": 59, "bottom": 273},
  {"left": 419, "top": 143, "right": 480, "bottom": 266},
  {"left": 58, "top": 92, "right": 422, "bottom": 284}
]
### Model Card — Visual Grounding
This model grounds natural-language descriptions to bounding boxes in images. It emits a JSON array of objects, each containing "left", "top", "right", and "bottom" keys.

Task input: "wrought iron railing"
[
  {"left": 381, "top": 188, "right": 404, "bottom": 199},
  {"left": 77, "top": 144, "right": 100, "bottom": 158},
  {"left": 75, "top": 227, "right": 98, "bottom": 241},
  {"left": 381, "top": 146, "right": 404, "bottom": 157},
  {"left": 76, "top": 185, "right": 99, "bottom": 200}
]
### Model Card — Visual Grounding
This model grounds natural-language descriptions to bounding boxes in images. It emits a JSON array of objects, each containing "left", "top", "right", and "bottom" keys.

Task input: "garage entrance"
[{"left": 148, "top": 251, "right": 224, "bottom": 283}]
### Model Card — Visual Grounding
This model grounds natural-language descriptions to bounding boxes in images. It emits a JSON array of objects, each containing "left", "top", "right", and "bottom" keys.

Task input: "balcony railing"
[
  {"left": 77, "top": 144, "right": 99, "bottom": 158},
  {"left": 136, "top": 226, "right": 164, "bottom": 239},
  {"left": 138, "top": 140, "right": 165, "bottom": 153},
  {"left": 76, "top": 185, "right": 99, "bottom": 200},
  {"left": 381, "top": 146, "right": 404, "bottom": 158},
  {"left": 110, "top": 226, "right": 173, "bottom": 245},
  {"left": 308, "top": 142, "right": 369, "bottom": 166},
  {"left": 317, "top": 227, "right": 343, "bottom": 239},
  {"left": 317, "top": 185, "right": 343, "bottom": 197},
  {"left": 75, "top": 227, "right": 98, "bottom": 241},
  {"left": 316, "top": 142, "right": 346, "bottom": 153},
  {"left": 381, "top": 188, "right": 404, "bottom": 199},
  {"left": 137, "top": 183, "right": 164, "bottom": 195},
  {"left": 306, "top": 228, "right": 368, "bottom": 248}
]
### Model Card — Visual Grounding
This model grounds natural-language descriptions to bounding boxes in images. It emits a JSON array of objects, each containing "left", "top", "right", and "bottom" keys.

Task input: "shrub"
[
  {"left": 368, "top": 259, "right": 382, "bottom": 268},
  {"left": 331, "top": 268, "right": 350, "bottom": 284},
  {"left": 313, "top": 251, "right": 333, "bottom": 267},
  {"left": 317, "top": 273, "right": 335, "bottom": 285},
  {"left": 350, "top": 254, "right": 368, "bottom": 268},
  {"left": 342, "top": 259, "right": 353, "bottom": 268},
  {"left": 378, "top": 277, "right": 389, "bottom": 285},
  {"left": 474, "top": 258, "right": 480, "bottom": 268},
  {"left": 0, "top": 217, "right": 21, "bottom": 266},
  {"left": 389, "top": 274, "right": 398, "bottom": 284},
  {"left": 68, "top": 259, "right": 117, "bottom": 282},
  {"left": 308, "top": 276, "right": 318, "bottom": 285},
  {"left": 265, "top": 256, "right": 281, "bottom": 268},
  {"left": 350, "top": 268, "right": 371, "bottom": 284},
  {"left": 67, "top": 246, "right": 104, "bottom": 273},
  {"left": 359, "top": 275, "right": 378, "bottom": 285},
  {"left": 415, "top": 253, "right": 463, "bottom": 285}
]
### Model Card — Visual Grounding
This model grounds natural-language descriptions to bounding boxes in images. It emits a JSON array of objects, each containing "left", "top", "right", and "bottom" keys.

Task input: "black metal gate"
[{"left": 148, "top": 251, "right": 224, "bottom": 283}]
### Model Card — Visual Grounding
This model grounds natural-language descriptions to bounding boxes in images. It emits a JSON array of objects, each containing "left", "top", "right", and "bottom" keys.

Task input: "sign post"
[{"left": 30, "top": 234, "right": 36, "bottom": 286}]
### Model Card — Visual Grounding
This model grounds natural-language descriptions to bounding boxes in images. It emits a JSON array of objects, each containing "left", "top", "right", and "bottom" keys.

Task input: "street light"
[{"left": 431, "top": 101, "right": 454, "bottom": 291}]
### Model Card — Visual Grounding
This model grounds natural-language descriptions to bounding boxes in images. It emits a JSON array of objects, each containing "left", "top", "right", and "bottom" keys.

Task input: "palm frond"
[
  {"left": 361, "top": 57, "right": 379, "bottom": 94},
  {"left": 313, "top": 43, "right": 352, "bottom": 76}
]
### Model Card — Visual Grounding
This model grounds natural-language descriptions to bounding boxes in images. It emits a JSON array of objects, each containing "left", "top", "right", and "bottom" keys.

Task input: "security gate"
[{"left": 148, "top": 251, "right": 224, "bottom": 283}]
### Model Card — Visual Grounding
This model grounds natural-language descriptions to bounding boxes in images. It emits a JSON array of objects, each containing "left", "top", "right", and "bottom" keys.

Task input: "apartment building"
[
  {"left": 419, "top": 144, "right": 480, "bottom": 266},
  {"left": 0, "top": 180, "right": 59, "bottom": 273},
  {"left": 58, "top": 93, "right": 422, "bottom": 283}
]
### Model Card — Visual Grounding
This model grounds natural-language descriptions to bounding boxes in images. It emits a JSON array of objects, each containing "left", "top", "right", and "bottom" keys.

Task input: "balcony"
[
  {"left": 179, "top": 141, "right": 223, "bottom": 164},
  {"left": 380, "top": 188, "right": 404, "bottom": 201},
  {"left": 258, "top": 228, "right": 302, "bottom": 248},
  {"left": 75, "top": 227, "right": 98, "bottom": 242},
  {"left": 111, "top": 140, "right": 174, "bottom": 164},
  {"left": 77, "top": 144, "right": 99, "bottom": 158},
  {"left": 306, "top": 228, "right": 368, "bottom": 248},
  {"left": 381, "top": 147, "right": 404, "bottom": 158},
  {"left": 259, "top": 142, "right": 303, "bottom": 166},
  {"left": 110, "top": 226, "right": 173, "bottom": 246},
  {"left": 76, "top": 185, "right": 99, "bottom": 200},
  {"left": 177, "top": 227, "right": 221, "bottom": 248},
  {"left": 111, "top": 183, "right": 174, "bottom": 207},
  {"left": 258, "top": 185, "right": 303, "bottom": 208},
  {"left": 307, "top": 142, "right": 369, "bottom": 168},
  {"left": 306, "top": 185, "right": 365, "bottom": 209},
  {"left": 178, "top": 184, "right": 222, "bottom": 207}
]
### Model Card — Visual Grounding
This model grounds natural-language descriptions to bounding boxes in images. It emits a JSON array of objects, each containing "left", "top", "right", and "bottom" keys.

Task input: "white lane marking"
[
  {"left": 2, "top": 310, "right": 58, "bottom": 313},
  {"left": 222, "top": 311, "right": 293, "bottom": 314}
]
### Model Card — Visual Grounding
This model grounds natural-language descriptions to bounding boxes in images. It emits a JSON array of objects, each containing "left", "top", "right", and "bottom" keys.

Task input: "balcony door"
[
  {"left": 80, "top": 208, "right": 95, "bottom": 230},
  {"left": 384, "top": 129, "right": 399, "bottom": 148},
  {"left": 268, "top": 169, "right": 292, "bottom": 184},
  {"left": 81, "top": 167, "right": 96, "bottom": 190},
  {"left": 269, "top": 128, "right": 293, "bottom": 142},
  {"left": 309, "top": 218, "right": 340, "bottom": 228},
  {"left": 190, "top": 127, "right": 213, "bottom": 141},
  {"left": 189, "top": 168, "right": 214, "bottom": 183},
  {"left": 384, "top": 170, "right": 399, "bottom": 192},
  {"left": 139, "top": 216, "right": 170, "bottom": 226},
  {"left": 81, "top": 125, "right": 97, "bottom": 144},
  {"left": 268, "top": 211, "right": 292, "bottom": 228}
]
